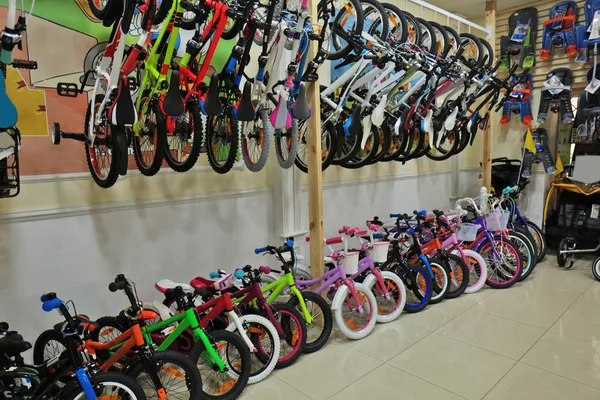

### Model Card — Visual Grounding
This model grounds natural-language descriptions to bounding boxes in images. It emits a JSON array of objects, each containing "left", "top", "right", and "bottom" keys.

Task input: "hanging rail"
[{"left": 405, "top": 0, "right": 492, "bottom": 38}]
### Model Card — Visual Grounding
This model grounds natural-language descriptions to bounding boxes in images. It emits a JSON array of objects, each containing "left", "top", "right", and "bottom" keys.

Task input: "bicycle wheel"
[
  {"left": 459, "top": 33, "right": 484, "bottom": 67},
  {"left": 295, "top": 117, "right": 337, "bottom": 173},
  {"left": 479, "top": 237, "right": 523, "bottom": 288},
  {"left": 86, "top": 0, "right": 112, "bottom": 20},
  {"left": 206, "top": 108, "right": 240, "bottom": 174},
  {"left": 325, "top": 0, "right": 364, "bottom": 60},
  {"left": 33, "top": 329, "right": 65, "bottom": 366},
  {"left": 227, "top": 314, "right": 279, "bottom": 384},
  {"left": 164, "top": 101, "right": 203, "bottom": 172},
  {"left": 429, "top": 21, "right": 450, "bottom": 58},
  {"left": 428, "top": 257, "right": 450, "bottom": 304},
  {"left": 381, "top": 118, "right": 408, "bottom": 162},
  {"left": 287, "top": 291, "right": 333, "bottom": 353},
  {"left": 396, "top": 263, "right": 431, "bottom": 313},
  {"left": 452, "top": 249, "right": 487, "bottom": 294},
  {"left": 382, "top": 3, "right": 408, "bottom": 44},
  {"left": 366, "top": 270, "right": 406, "bottom": 323},
  {"left": 133, "top": 92, "right": 166, "bottom": 176},
  {"left": 274, "top": 120, "right": 298, "bottom": 169},
  {"left": 362, "top": 0, "right": 390, "bottom": 43},
  {"left": 399, "top": 10, "right": 421, "bottom": 46},
  {"left": 342, "top": 125, "right": 380, "bottom": 169},
  {"left": 442, "top": 25, "right": 461, "bottom": 57},
  {"left": 416, "top": 18, "right": 437, "bottom": 55},
  {"left": 85, "top": 94, "right": 120, "bottom": 188},
  {"left": 242, "top": 108, "right": 271, "bottom": 172},
  {"left": 480, "top": 38, "right": 495, "bottom": 68},
  {"left": 333, "top": 282, "right": 377, "bottom": 340},
  {"left": 128, "top": 350, "right": 202, "bottom": 399},
  {"left": 65, "top": 371, "right": 146, "bottom": 400},
  {"left": 440, "top": 254, "right": 470, "bottom": 299},
  {"left": 189, "top": 329, "right": 250, "bottom": 400},
  {"left": 526, "top": 220, "right": 546, "bottom": 262},
  {"left": 557, "top": 237, "right": 575, "bottom": 268},
  {"left": 369, "top": 125, "right": 392, "bottom": 164},
  {"left": 425, "top": 128, "right": 460, "bottom": 161},
  {"left": 270, "top": 303, "right": 306, "bottom": 369},
  {"left": 508, "top": 230, "right": 536, "bottom": 281}
]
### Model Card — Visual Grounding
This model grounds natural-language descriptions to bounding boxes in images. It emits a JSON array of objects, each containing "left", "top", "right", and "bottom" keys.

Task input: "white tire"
[
  {"left": 429, "top": 260, "right": 449, "bottom": 303},
  {"left": 593, "top": 257, "right": 600, "bottom": 281},
  {"left": 365, "top": 271, "right": 406, "bottom": 323},
  {"left": 226, "top": 314, "right": 280, "bottom": 384},
  {"left": 333, "top": 282, "right": 377, "bottom": 340},
  {"left": 452, "top": 249, "right": 487, "bottom": 294}
]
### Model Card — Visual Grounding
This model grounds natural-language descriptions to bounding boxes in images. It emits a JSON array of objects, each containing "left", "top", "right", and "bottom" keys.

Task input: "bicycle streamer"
[{"left": 540, "top": 1, "right": 578, "bottom": 60}]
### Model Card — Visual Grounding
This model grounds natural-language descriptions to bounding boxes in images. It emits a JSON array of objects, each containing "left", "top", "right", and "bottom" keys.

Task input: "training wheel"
[
  {"left": 557, "top": 237, "right": 575, "bottom": 268},
  {"left": 51, "top": 122, "right": 61, "bottom": 145}
]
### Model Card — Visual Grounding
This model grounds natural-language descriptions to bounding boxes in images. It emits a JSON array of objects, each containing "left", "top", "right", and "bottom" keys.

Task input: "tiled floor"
[{"left": 240, "top": 257, "right": 600, "bottom": 400}]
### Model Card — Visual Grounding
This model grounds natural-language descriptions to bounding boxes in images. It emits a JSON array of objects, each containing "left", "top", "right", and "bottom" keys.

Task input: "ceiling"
[{"left": 424, "top": 0, "right": 525, "bottom": 19}]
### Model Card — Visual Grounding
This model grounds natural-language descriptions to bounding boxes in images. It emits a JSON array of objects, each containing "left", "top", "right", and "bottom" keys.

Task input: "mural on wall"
[{"left": 0, "top": 0, "right": 234, "bottom": 175}]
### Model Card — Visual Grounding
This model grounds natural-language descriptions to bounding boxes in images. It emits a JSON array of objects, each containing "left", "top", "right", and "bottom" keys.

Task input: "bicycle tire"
[
  {"left": 425, "top": 128, "right": 460, "bottom": 161},
  {"left": 65, "top": 371, "right": 147, "bottom": 400},
  {"left": 242, "top": 108, "right": 271, "bottom": 172},
  {"left": 369, "top": 125, "right": 392, "bottom": 164},
  {"left": 593, "top": 257, "right": 600, "bottom": 281},
  {"left": 127, "top": 350, "right": 203, "bottom": 399},
  {"left": 458, "top": 33, "right": 484, "bottom": 67},
  {"left": 428, "top": 257, "right": 450, "bottom": 304},
  {"left": 399, "top": 10, "right": 421, "bottom": 46},
  {"left": 366, "top": 270, "right": 406, "bottom": 323},
  {"left": 440, "top": 254, "right": 470, "bottom": 299},
  {"left": 153, "top": 0, "right": 174, "bottom": 25},
  {"left": 133, "top": 95, "right": 166, "bottom": 176},
  {"left": 342, "top": 125, "right": 380, "bottom": 169},
  {"left": 333, "top": 282, "right": 377, "bottom": 340},
  {"left": 86, "top": 0, "right": 113, "bottom": 20},
  {"left": 165, "top": 100, "right": 203, "bottom": 172},
  {"left": 480, "top": 38, "right": 494, "bottom": 68},
  {"left": 478, "top": 237, "right": 523, "bottom": 289},
  {"left": 395, "top": 263, "right": 431, "bottom": 313},
  {"left": 326, "top": 0, "right": 364, "bottom": 60},
  {"left": 525, "top": 219, "right": 546, "bottom": 262},
  {"left": 206, "top": 107, "right": 240, "bottom": 174},
  {"left": 452, "top": 249, "right": 487, "bottom": 294},
  {"left": 274, "top": 120, "right": 298, "bottom": 169},
  {"left": 33, "top": 329, "right": 65, "bottom": 366},
  {"left": 294, "top": 118, "right": 337, "bottom": 173},
  {"left": 416, "top": 18, "right": 437, "bottom": 55},
  {"left": 442, "top": 25, "right": 461, "bottom": 57},
  {"left": 429, "top": 21, "right": 450, "bottom": 58},
  {"left": 381, "top": 3, "right": 408, "bottom": 44},
  {"left": 189, "top": 329, "right": 250, "bottom": 400},
  {"left": 287, "top": 291, "right": 333, "bottom": 353},
  {"left": 113, "top": 124, "right": 129, "bottom": 176},
  {"left": 380, "top": 119, "right": 407, "bottom": 162},
  {"left": 509, "top": 229, "right": 536, "bottom": 281},
  {"left": 361, "top": 0, "right": 390, "bottom": 42},
  {"left": 85, "top": 94, "right": 120, "bottom": 188},
  {"left": 270, "top": 302, "right": 306, "bottom": 368}
]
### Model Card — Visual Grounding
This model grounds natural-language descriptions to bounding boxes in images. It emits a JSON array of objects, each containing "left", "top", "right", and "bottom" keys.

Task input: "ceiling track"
[{"left": 405, "top": 0, "right": 492, "bottom": 38}]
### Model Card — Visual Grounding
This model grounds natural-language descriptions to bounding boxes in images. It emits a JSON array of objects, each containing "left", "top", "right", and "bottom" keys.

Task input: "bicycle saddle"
[
  {"left": 233, "top": 81, "right": 255, "bottom": 121},
  {"left": 161, "top": 69, "right": 185, "bottom": 117},
  {"left": 291, "top": 83, "right": 311, "bottom": 121},
  {"left": 110, "top": 76, "right": 137, "bottom": 126},
  {"left": 155, "top": 279, "right": 192, "bottom": 293},
  {"left": 199, "top": 73, "right": 222, "bottom": 116},
  {"left": 0, "top": 70, "right": 18, "bottom": 129},
  {"left": 0, "top": 332, "right": 31, "bottom": 356}
]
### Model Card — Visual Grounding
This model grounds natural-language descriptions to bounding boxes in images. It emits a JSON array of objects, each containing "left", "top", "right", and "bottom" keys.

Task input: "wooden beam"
[
  {"left": 482, "top": 0, "right": 496, "bottom": 190},
  {"left": 306, "top": 0, "right": 324, "bottom": 277}
]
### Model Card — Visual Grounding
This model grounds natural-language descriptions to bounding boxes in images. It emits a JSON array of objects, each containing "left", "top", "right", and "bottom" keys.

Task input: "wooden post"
[
  {"left": 306, "top": 0, "right": 324, "bottom": 277},
  {"left": 482, "top": 0, "right": 496, "bottom": 190}
]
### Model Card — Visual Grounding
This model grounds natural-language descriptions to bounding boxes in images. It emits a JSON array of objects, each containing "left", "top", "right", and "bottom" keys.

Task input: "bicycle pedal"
[
  {"left": 12, "top": 59, "right": 37, "bottom": 70},
  {"left": 56, "top": 82, "right": 80, "bottom": 98}
]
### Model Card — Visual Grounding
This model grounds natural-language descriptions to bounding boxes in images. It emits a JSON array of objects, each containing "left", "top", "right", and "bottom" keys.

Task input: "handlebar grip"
[
  {"left": 209, "top": 271, "right": 220, "bottom": 279},
  {"left": 338, "top": 228, "right": 346, "bottom": 234},
  {"left": 258, "top": 266, "right": 271, "bottom": 275},
  {"left": 355, "top": 230, "right": 368, "bottom": 236},
  {"left": 40, "top": 293, "right": 56, "bottom": 302},
  {"left": 325, "top": 237, "right": 343, "bottom": 245},
  {"left": 286, "top": 239, "right": 294, "bottom": 248},
  {"left": 390, "top": 213, "right": 400, "bottom": 218},
  {"left": 108, "top": 282, "right": 123, "bottom": 292},
  {"left": 407, "top": 228, "right": 415, "bottom": 235},
  {"left": 419, "top": 210, "right": 427, "bottom": 216},
  {"left": 254, "top": 246, "right": 269, "bottom": 254},
  {"left": 234, "top": 269, "right": 245, "bottom": 279},
  {"left": 42, "top": 298, "right": 63, "bottom": 312}
]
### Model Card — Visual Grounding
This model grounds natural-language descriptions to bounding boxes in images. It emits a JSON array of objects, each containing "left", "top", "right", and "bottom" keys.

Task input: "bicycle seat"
[
  {"left": 291, "top": 83, "right": 311, "bottom": 120},
  {"left": 160, "top": 69, "right": 185, "bottom": 117},
  {"left": 110, "top": 76, "right": 137, "bottom": 126},
  {"left": 194, "top": 286, "right": 217, "bottom": 300},
  {"left": 199, "top": 73, "right": 222, "bottom": 116},
  {"left": 155, "top": 279, "right": 192, "bottom": 293},
  {"left": 233, "top": 81, "right": 255, "bottom": 121},
  {"left": 0, "top": 332, "right": 31, "bottom": 356},
  {"left": 190, "top": 276, "right": 216, "bottom": 289},
  {"left": 0, "top": 70, "right": 18, "bottom": 129}
]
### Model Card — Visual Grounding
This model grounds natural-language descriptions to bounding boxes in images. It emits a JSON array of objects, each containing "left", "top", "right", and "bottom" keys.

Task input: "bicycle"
[
  {"left": 297, "top": 235, "right": 377, "bottom": 340},
  {"left": 0, "top": 0, "right": 38, "bottom": 198},
  {"left": 52, "top": 0, "right": 169, "bottom": 188},
  {"left": 254, "top": 239, "right": 333, "bottom": 353}
]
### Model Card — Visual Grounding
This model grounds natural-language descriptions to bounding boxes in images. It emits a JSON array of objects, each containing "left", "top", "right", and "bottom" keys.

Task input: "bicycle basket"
[
  {"left": 369, "top": 241, "right": 390, "bottom": 263},
  {"left": 456, "top": 223, "right": 479, "bottom": 242},
  {"left": 341, "top": 251, "right": 360, "bottom": 275},
  {"left": 485, "top": 209, "right": 510, "bottom": 231}
]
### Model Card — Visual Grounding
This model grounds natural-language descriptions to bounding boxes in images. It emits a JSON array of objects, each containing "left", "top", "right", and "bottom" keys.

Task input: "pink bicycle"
[{"left": 298, "top": 236, "right": 377, "bottom": 340}]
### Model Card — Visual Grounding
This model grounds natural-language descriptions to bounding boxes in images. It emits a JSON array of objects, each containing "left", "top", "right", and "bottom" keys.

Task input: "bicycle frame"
[
  {"left": 261, "top": 272, "right": 313, "bottom": 324},
  {"left": 231, "top": 282, "right": 285, "bottom": 337}
]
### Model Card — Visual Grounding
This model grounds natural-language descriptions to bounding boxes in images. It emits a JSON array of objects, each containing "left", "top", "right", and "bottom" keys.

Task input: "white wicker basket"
[
  {"left": 341, "top": 251, "right": 360, "bottom": 275},
  {"left": 369, "top": 241, "right": 390, "bottom": 263},
  {"left": 456, "top": 223, "right": 479, "bottom": 242}
]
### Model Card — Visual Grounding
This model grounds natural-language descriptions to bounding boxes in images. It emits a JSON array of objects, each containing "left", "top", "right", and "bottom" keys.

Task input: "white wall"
[{"left": 0, "top": 190, "right": 276, "bottom": 344}]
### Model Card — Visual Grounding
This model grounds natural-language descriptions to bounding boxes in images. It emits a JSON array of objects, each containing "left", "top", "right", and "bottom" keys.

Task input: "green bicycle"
[{"left": 254, "top": 239, "right": 333, "bottom": 353}]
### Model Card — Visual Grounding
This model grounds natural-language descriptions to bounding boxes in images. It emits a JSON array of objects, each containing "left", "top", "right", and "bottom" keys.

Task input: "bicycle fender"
[
  {"left": 445, "top": 107, "right": 458, "bottom": 131},
  {"left": 330, "top": 284, "right": 350, "bottom": 311},
  {"left": 361, "top": 115, "right": 372, "bottom": 149},
  {"left": 371, "top": 95, "right": 386, "bottom": 127}
]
